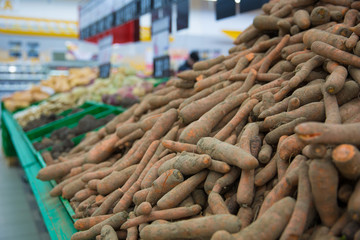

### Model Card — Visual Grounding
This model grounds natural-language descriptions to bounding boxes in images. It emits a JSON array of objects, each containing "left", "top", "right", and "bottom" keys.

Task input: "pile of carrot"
[{"left": 36, "top": 0, "right": 360, "bottom": 239}]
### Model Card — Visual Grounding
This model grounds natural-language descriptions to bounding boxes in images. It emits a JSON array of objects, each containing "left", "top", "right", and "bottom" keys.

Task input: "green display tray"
[
  {"left": 1, "top": 109, "right": 77, "bottom": 240},
  {"left": 1, "top": 101, "right": 126, "bottom": 240}
]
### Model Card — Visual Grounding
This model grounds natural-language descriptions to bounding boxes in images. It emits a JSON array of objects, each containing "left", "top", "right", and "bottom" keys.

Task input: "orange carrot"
[
  {"left": 157, "top": 170, "right": 208, "bottom": 209},
  {"left": 214, "top": 99, "right": 259, "bottom": 141},
  {"left": 280, "top": 161, "right": 312, "bottom": 240},
  {"left": 180, "top": 93, "right": 248, "bottom": 144},
  {"left": 309, "top": 159, "right": 340, "bottom": 227},
  {"left": 140, "top": 214, "right": 241, "bottom": 240},
  {"left": 212, "top": 168, "right": 241, "bottom": 193},
  {"left": 208, "top": 191, "right": 230, "bottom": 214},
  {"left": 332, "top": 144, "right": 360, "bottom": 180},
  {"left": 197, "top": 137, "right": 258, "bottom": 170},
  {"left": 348, "top": 180, "right": 360, "bottom": 221},
  {"left": 121, "top": 205, "right": 202, "bottom": 230},
  {"left": 193, "top": 55, "right": 225, "bottom": 71},
  {"left": 91, "top": 188, "right": 124, "bottom": 216},
  {"left": 208, "top": 160, "right": 231, "bottom": 174},
  {"left": 161, "top": 140, "right": 197, "bottom": 153},
  {"left": 146, "top": 169, "right": 184, "bottom": 205},
  {"left": 133, "top": 188, "right": 150, "bottom": 206},
  {"left": 312, "top": 41, "right": 360, "bottom": 68},
  {"left": 302, "top": 144, "right": 327, "bottom": 159},
  {"left": 264, "top": 117, "right": 306, "bottom": 145},
  {"left": 135, "top": 202, "right": 152, "bottom": 216},
  {"left": 227, "top": 197, "right": 296, "bottom": 240},
  {"left": 259, "top": 35, "right": 290, "bottom": 73},
  {"left": 74, "top": 214, "right": 113, "bottom": 231},
  {"left": 71, "top": 211, "right": 128, "bottom": 240},
  {"left": 278, "top": 134, "right": 307, "bottom": 162}
]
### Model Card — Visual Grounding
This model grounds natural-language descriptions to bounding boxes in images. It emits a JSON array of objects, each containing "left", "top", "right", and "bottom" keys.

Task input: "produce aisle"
[{"left": 0, "top": 152, "right": 49, "bottom": 240}]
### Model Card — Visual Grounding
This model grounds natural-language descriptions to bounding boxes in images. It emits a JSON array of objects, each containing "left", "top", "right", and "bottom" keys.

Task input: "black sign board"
[
  {"left": 240, "top": 0, "right": 269, "bottom": 13},
  {"left": 176, "top": 0, "right": 189, "bottom": 31},
  {"left": 153, "top": 55, "right": 170, "bottom": 78},
  {"left": 216, "top": 0, "right": 236, "bottom": 20},
  {"left": 99, "top": 63, "right": 111, "bottom": 78}
]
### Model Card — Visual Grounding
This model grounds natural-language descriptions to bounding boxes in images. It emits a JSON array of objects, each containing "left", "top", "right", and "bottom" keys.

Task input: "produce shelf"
[
  {"left": 1, "top": 109, "right": 77, "bottom": 240},
  {"left": 0, "top": 101, "right": 125, "bottom": 240}
]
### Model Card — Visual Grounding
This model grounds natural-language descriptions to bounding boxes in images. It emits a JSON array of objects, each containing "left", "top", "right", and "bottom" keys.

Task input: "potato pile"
[
  {"left": 40, "top": 67, "right": 97, "bottom": 93},
  {"left": 3, "top": 86, "right": 50, "bottom": 112},
  {"left": 36, "top": 0, "right": 360, "bottom": 239}
]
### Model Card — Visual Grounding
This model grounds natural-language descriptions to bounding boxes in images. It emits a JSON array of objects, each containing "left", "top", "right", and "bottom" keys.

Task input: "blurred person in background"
[{"left": 178, "top": 51, "right": 200, "bottom": 72}]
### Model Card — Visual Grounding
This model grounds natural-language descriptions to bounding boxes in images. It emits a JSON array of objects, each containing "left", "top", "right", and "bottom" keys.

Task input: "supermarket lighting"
[
  {"left": 8, "top": 66, "right": 16, "bottom": 73},
  {"left": 235, "top": 0, "right": 241, "bottom": 3}
]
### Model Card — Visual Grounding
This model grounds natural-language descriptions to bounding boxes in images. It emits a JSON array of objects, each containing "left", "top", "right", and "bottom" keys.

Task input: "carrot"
[
  {"left": 141, "top": 153, "right": 176, "bottom": 189},
  {"left": 180, "top": 93, "right": 248, "bottom": 144},
  {"left": 37, "top": 156, "right": 84, "bottom": 181},
  {"left": 140, "top": 214, "right": 241, "bottom": 240},
  {"left": 342, "top": 221, "right": 360, "bottom": 239},
  {"left": 204, "top": 171, "right": 223, "bottom": 194},
  {"left": 290, "top": 24, "right": 301, "bottom": 35},
  {"left": 271, "top": 3, "right": 292, "bottom": 17},
  {"left": 268, "top": 60, "right": 295, "bottom": 74},
  {"left": 177, "top": 70, "right": 202, "bottom": 81},
  {"left": 286, "top": 97, "right": 300, "bottom": 112},
  {"left": 135, "top": 202, "right": 152, "bottom": 216},
  {"left": 157, "top": 170, "right": 208, "bottom": 209},
  {"left": 97, "top": 164, "right": 137, "bottom": 195},
  {"left": 214, "top": 99, "right": 259, "bottom": 141},
  {"left": 310, "top": 6, "right": 331, "bottom": 25},
  {"left": 50, "top": 161, "right": 113, "bottom": 197},
  {"left": 280, "top": 161, "right": 312, "bottom": 240},
  {"left": 288, "top": 55, "right": 325, "bottom": 88},
  {"left": 99, "top": 225, "right": 117, "bottom": 240},
  {"left": 258, "top": 142, "right": 273, "bottom": 164},
  {"left": 72, "top": 188, "right": 97, "bottom": 202},
  {"left": 295, "top": 122, "right": 360, "bottom": 145},
  {"left": 291, "top": 51, "right": 317, "bottom": 65},
  {"left": 343, "top": 8, "right": 358, "bottom": 26},
  {"left": 231, "top": 53, "right": 255, "bottom": 76},
  {"left": 258, "top": 166, "right": 299, "bottom": 217},
  {"left": 121, "top": 205, "right": 202, "bottom": 230},
  {"left": 332, "top": 144, "right": 360, "bottom": 180},
  {"left": 304, "top": 29, "right": 349, "bottom": 51},
  {"left": 249, "top": 77, "right": 285, "bottom": 97},
  {"left": 212, "top": 168, "right": 241, "bottom": 193},
  {"left": 133, "top": 188, "right": 150, "bottom": 206},
  {"left": 291, "top": 83, "right": 323, "bottom": 106},
  {"left": 197, "top": 137, "right": 258, "bottom": 170},
  {"left": 234, "top": 25, "right": 261, "bottom": 45},
  {"left": 179, "top": 81, "right": 243, "bottom": 124},
  {"left": 179, "top": 195, "right": 195, "bottom": 207},
  {"left": 312, "top": 41, "right": 360, "bottom": 68},
  {"left": 148, "top": 88, "right": 194, "bottom": 109},
  {"left": 294, "top": 9, "right": 311, "bottom": 29},
  {"left": 322, "top": 85, "right": 342, "bottom": 124},
  {"left": 338, "top": 184, "right": 353, "bottom": 204},
  {"left": 179, "top": 82, "right": 225, "bottom": 110},
  {"left": 263, "top": 102, "right": 325, "bottom": 130},
  {"left": 302, "top": 144, "right": 327, "bottom": 159},
  {"left": 113, "top": 140, "right": 160, "bottom": 213},
  {"left": 340, "top": 98, "right": 360, "bottom": 122},
  {"left": 265, "top": 117, "right": 306, "bottom": 145},
  {"left": 78, "top": 195, "right": 96, "bottom": 212},
  {"left": 126, "top": 212, "right": 138, "bottom": 240},
  {"left": 91, "top": 188, "right": 124, "bottom": 216},
  {"left": 208, "top": 191, "right": 230, "bottom": 214},
  {"left": 71, "top": 211, "right": 128, "bottom": 240},
  {"left": 158, "top": 152, "right": 211, "bottom": 175},
  {"left": 226, "top": 197, "right": 296, "bottom": 240},
  {"left": 278, "top": 134, "right": 307, "bottom": 162},
  {"left": 192, "top": 189, "right": 207, "bottom": 208},
  {"left": 194, "top": 70, "right": 231, "bottom": 92},
  {"left": 309, "top": 158, "right": 340, "bottom": 227},
  {"left": 253, "top": 15, "right": 281, "bottom": 31},
  {"left": 161, "top": 140, "right": 197, "bottom": 153},
  {"left": 259, "top": 34, "right": 290, "bottom": 73},
  {"left": 84, "top": 134, "right": 119, "bottom": 164},
  {"left": 348, "top": 179, "right": 360, "bottom": 221},
  {"left": 146, "top": 169, "right": 184, "bottom": 205},
  {"left": 255, "top": 153, "right": 278, "bottom": 187},
  {"left": 324, "top": 63, "right": 348, "bottom": 95},
  {"left": 74, "top": 214, "right": 113, "bottom": 231},
  {"left": 329, "top": 211, "right": 351, "bottom": 236},
  {"left": 194, "top": 55, "right": 225, "bottom": 71},
  {"left": 105, "top": 103, "right": 138, "bottom": 134}
]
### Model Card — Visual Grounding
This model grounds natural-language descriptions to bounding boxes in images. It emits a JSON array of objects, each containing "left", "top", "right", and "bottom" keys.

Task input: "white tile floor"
[{"left": 0, "top": 156, "right": 50, "bottom": 240}]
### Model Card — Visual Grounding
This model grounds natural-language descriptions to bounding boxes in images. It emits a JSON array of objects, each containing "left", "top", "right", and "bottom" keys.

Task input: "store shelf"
[
  {"left": 1, "top": 109, "right": 77, "bottom": 240},
  {"left": 0, "top": 101, "right": 125, "bottom": 240}
]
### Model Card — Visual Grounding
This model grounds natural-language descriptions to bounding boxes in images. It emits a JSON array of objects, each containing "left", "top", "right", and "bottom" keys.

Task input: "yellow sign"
[
  {"left": 1, "top": 0, "right": 13, "bottom": 10},
  {"left": 222, "top": 30, "right": 242, "bottom": 40},
  {"left": 0, "top": 15, "right": 78, "bottom": 38}
]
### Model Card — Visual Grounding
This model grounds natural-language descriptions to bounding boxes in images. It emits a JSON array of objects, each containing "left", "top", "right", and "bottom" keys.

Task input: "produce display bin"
[{"left": 0, "top": 101, "right": 125, "bottom": 240}]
